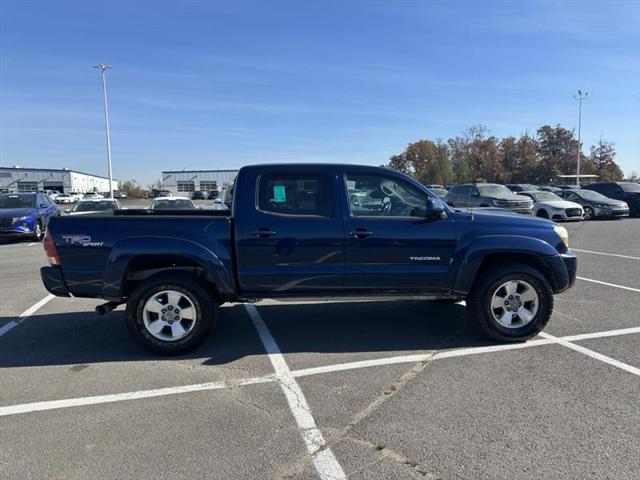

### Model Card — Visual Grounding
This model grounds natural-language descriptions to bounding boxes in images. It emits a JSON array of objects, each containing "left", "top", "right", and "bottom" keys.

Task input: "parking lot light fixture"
[
  {"left": 573, "top": 90, "right": 589, "bottom": 187},
  {"left": 94, "top": 64, "right": 114, "bottom": 198}
]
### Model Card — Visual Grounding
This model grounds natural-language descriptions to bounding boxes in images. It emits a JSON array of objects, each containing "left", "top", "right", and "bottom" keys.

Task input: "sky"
[{"left": 1, "top": 0, "right": 639, "bottom": 185}]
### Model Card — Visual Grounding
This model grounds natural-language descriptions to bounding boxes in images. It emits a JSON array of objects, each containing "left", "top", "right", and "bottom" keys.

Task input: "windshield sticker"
[{"left": 273, "top": 185, "right": 286, "bottom": 203}]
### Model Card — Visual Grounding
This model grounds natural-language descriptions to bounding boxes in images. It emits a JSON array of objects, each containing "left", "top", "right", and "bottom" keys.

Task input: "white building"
[
  {"left": 161, "top": 169, "right": 238, "bottom": 195},
  {"left": 0, "top": 167, "right": 120, "bottom": 194}
]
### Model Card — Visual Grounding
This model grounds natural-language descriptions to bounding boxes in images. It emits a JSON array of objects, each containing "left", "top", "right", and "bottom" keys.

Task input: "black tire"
[
  {"left": 32, "top": 220, "right": 43, "bottom": 241},
  {"left": 125, "top": 274, "right": 216, "bottom": 355},
  {"left": 583, "top": 206, "right": 594, "bottom": 220},
  {"left": 467, "top": 264, "right": 553, "bottom": 342},
  {"left": 536, "top": 209, "right": 548, "bottom": 219}
]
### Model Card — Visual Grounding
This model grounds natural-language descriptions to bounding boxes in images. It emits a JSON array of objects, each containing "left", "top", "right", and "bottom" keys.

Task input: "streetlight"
[
  {"left": 94, "top": 64, "right": 114, "bottom": 198},
  {"left": 573, "top": 90, "right": 589, "bottom": 187}
]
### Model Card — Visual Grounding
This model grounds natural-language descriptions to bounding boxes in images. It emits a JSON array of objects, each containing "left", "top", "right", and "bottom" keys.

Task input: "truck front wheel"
[
  {"left": 126, "top": 274, "right": 216, "bottom": 355},
  {"left": 467, "top": 264, "right": 553, "bottom": 342}
]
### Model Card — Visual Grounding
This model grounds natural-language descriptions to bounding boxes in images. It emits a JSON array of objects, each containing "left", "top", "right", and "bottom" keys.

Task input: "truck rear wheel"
[
  {"left": 467, "top": 264, "right": 553, "bottom": 342},
  {"left": 126, "top": 274, "right": 216, "bottom": 355}
]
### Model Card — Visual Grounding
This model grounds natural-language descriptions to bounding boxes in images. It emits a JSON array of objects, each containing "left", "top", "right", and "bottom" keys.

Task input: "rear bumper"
[{"left": 40, "top": 266, "right": 71, "bottom": 297}]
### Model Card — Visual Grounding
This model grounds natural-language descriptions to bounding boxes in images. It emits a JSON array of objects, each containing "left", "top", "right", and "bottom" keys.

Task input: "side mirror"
[
  {"left": 64, "top": 209, "right": 71, "bottom": 214},
  {"left": 425, "top": 197, "right": 447, "bottom": 220},
  {"left": 39, "top": 204, "right": 48, "bottom": 208},
  {"left": 470, "top": 191, "right": 479, "bottom": 197}
]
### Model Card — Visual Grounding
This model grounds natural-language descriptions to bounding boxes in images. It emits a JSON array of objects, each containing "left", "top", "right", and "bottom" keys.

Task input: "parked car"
[
  {"left": 445, "top": 183, "right": 534, "bottom": 215},
  {"left": 581, "top": 182, "right": 640, "bottom": 217},
  {"left": 84, "top": 192, "right": 104, "bottom": 199},
  {"left": 207, "top": 190, "right": 219, "bottom": 200},
  {"left": 66, "top": 199, "right": 121, "bottom": 216},
  {"left": 41, "top": 163, "right": 576, "bottom": 355},
  {"left": 155, "top": 190, "right": 173, "bottom": 198},
  {"left": 0, "top": 192, "right": 59, "bottom": 241},
  {"left": 538, "top": 186, "right": 562, "bottom": 193},
  {"left": 54, "top": 193, "right": 75, "bottom": 204},
  {"left": 191, "top": 191, "right": 206, "bottom": 200},
  {"left": 150, "top": 197, "right": 196, "bottom": 210},
  {"left": 113, "top": 191, "right": 128, "bottom": 199},
  {"left": 517, "top": 191, "right": 583, "bottom": 221},
  {"left": 506, "top": 184, "right": 540, "bottom": 193},
  {"left": 428, "top": 186, "right": 449, "bottom": 198},
  {"left": 556, "top": 185, "right": 578, "bottom": 190},
  {"left": 556, "top": 189, "right": 629, "bottom": 220}
]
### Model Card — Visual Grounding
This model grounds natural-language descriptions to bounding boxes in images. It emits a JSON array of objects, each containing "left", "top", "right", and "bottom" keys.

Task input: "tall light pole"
[
  {"left": 94, "top": 64, "right": 114, "bottom": 198},
  {"left": 573, "top": 90, "right": 588, "bottom": 187}
]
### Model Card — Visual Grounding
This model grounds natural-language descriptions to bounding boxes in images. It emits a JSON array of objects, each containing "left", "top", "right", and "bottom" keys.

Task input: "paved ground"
[{"left": 1, "top": 218, "right": 638, "bottom": 479}]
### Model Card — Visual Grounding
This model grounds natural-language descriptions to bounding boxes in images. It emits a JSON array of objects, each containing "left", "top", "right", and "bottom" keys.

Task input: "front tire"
[
  {"left": 126, "top": 274, "right": 216, "bottom": 355},
  {"left": 467, "top": 264, "right": 553, "bottom": 342},
  {"left": 583, "top": 206, "right": 594, "bottom": 220},
  {"left": 32, "top": 220, "right": 43, "bottom": 241}
]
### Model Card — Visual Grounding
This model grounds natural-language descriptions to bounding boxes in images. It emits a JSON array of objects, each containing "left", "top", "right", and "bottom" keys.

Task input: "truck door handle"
[
  {"left": 350, "top": 228, "right": 373, "bottom": 239},
  {"left": 252, "top": 228, "right": 277, "bottom": 238}
]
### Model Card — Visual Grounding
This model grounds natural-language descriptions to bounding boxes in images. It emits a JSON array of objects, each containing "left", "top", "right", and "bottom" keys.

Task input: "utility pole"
[
  {"left": 573, "top": 90, "right": 588, "bottom": 187},
  {"left": 94, "top": 64, "right": 114, "bottom": 198}
]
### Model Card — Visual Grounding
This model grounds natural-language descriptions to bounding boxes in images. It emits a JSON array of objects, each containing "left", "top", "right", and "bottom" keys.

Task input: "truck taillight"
[{"left": 43, "top": 230, "right": 61, "bottom": 265}]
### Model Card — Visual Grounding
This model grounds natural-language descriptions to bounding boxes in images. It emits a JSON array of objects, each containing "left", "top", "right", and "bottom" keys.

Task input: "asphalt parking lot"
[{"left": 1, "top": 218, "right": 639, "bottom": 479}]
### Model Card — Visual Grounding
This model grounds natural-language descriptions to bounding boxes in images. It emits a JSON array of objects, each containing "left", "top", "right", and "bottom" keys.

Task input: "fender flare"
[
  {"left": 102, "top": 236, "right": 234, "bottom": 300},
  {"left": 453, "top": 235, "right": 560, "bottom": 295}
]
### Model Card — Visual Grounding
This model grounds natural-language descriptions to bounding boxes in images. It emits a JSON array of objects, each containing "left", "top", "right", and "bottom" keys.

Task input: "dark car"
[
  {"left": 191, "top": 191, "right": 206, "bottom": 200},
  {"left": 207, "top": 190, "right": 219, "bottom": 200},
  {"left": 0, "top": 192, "right": 59, "bottom": 241},
  {"left": 581, "top": 182, "right": 640, "bottom": 217},
  {"left": 42, "top": 163, "right": 576, "bottom": 355},
  {"left": 428, "top": 186, "right": 448, "bottom": 198},
  {"left": 556, "top": 189, "right": 629, "bottom": 220},
  {"left": 538, "top": 186, "right": 562, "bottom": 193},
  {"left": 506, "top": 184, "right": 540, "bottom": 193},
  {"left": 445, "top": 183, "right": 534, "bottom": 215}
]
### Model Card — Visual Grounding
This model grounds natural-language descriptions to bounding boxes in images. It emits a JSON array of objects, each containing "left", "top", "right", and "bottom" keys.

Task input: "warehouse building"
[
  {"left": 161, "top": 169, "right": 238, "bottom": 196},
  {"left": 0, "top": 167, "right": 119, "bottom": 194}
]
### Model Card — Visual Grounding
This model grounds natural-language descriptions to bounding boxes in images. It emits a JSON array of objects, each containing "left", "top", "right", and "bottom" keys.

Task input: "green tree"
[{"left": 590, "top": 138, "right": 623, "bottom": 181}]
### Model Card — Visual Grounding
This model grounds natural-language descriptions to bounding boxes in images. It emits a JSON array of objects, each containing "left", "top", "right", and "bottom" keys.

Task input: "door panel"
[
  {"left": 343, "top": 172, "right": 456, "bottom": 292},
  {"left": 236, "top": 170, "right": 345, "bottom": 294}
]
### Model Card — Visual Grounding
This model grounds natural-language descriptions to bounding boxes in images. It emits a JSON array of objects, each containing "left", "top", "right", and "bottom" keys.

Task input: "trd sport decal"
[{"left": 61, "top": 235, "right": 104, "bottom": 247}]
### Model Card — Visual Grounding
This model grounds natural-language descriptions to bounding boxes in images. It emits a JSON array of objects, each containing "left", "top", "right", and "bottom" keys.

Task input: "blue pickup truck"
[{"left": 41, "top": 164, "right": 577, "bottom": 355}]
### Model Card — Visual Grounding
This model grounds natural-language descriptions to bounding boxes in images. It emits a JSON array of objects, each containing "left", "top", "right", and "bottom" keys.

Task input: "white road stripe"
[
  {"left": 2, "top": 326, "right": 638, "bottom": 418},
  {"left": 244, "top": 304, "right": 346, "bottom": 480},
  {"left": 0, "top": 376, "right": 273, "bottom": 417},
  {"left": 0, "top": 294, "right": 55, "bottom": 337},
  {"left": 573, "top": 248, "right": 640, "bottom": 260},
  {"left": 577, "top": 276, "right": 640, "bottom": 293},
  {"left": 539, "top": 332, "right": 640, "bottom": 377}
]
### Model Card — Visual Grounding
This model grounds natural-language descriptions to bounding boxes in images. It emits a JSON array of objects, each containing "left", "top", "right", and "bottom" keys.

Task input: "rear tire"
[
  {"left": 536, "top": 209, "right": 548, "bottom": 219},
  {"left": 467, "top": 264, "right": 553, "bottom": 342},
  {"left": 126, "top": 274, "right": 216, "bottom": 355}
]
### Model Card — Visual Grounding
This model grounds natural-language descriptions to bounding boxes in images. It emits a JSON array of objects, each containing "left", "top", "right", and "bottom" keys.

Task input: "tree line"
[{"left": 387, "top": 124, "right": 624, "bottom": 185}]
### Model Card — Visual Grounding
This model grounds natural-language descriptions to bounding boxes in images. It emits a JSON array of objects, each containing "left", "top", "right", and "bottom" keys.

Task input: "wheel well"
[
  {"left": 122, "top": 255, "right": 221, "bottom": 301},
  {"left": 474, "top": 252, "right": 557, "bottom": 291}
]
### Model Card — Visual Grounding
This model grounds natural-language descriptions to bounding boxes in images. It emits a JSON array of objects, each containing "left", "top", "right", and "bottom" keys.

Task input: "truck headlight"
[{"left": 554, "top": 225, "right": 569, "bottom": 248}]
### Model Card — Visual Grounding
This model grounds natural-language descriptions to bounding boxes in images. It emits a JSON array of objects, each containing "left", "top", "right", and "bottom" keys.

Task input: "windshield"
[
  {"left": 528, "top": 192, "right": 562, "bottom": 202},
  {"left": 576, "top": 190, "right": 609, "bottom": 201},
  {"left": 620, "top": 182, "right": 640, "bottom": 193},
  {"left": 152, "top": 199, "right": 195, "bottom": 209},
  {"left": 72, "top": 201, "right": 117, "bottom": 212},
  {"left": 477, "top": 185, "right": 513, "bottom": 196},
  {"left": 0, "top": 194, "right": 35, "bottom": 209}
]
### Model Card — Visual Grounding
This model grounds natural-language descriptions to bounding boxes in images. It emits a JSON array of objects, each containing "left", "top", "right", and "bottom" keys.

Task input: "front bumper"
[
  {"left": 595, "top": 207, "right": 629, "bottom": 218},
  {"left": 41, "top": 266, "right": 71, "bottom": 297}
]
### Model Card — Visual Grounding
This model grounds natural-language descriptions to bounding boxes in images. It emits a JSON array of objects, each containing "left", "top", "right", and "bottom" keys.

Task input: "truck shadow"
[{"left": 0, "top": 300, "right": 495, "bottom": 369}]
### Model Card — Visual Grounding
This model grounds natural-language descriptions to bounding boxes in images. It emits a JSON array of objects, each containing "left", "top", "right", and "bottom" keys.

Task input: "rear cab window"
[{"left": 257, "top": 172, "right": 334, "bottom": 217}]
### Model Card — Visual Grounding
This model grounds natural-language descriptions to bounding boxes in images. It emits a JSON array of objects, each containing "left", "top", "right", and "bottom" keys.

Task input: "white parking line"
[
  {"left": 573, "top": 248, "right": 640, "bottom": 260},
  {"left": 2, "top": 326, "right": 637, "bottom": 418},
  {"left": 539, "top": 332, "right": 640, "bottom": 377},
  {"left": 577, "top": 276, "right": 640, "bottom": 293},
  {"left": 0, "top": 376, "right": 274, "bottom": 417},
  {"left": 245, "top": 304, "right": 347, "bottom": 480},
  {"left": 0, "top": 294, "right": 55, "bottom": 338}
]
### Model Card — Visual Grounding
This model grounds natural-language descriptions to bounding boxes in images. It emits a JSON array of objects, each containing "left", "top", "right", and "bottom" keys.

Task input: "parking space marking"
[
  {"left": 0, "top": 294, "right": 55, "bottom": 338},
  {"left": 2, "top": 326, "right": 637, "bottom": 419},
  {"left": 539, "top": 332, "right": 640, "bottom": 377},
  {"left": 245, "top": 304, "right": 347, "bottom": 480},
  {"left": 573, "top": 248, "right": 640, "bottom": 260},
  {"left": 0, "top": 376, "right": 274, "bottom": 417},
  {"left": 577, "top": 276, "right": 640, "bottom": 293}
]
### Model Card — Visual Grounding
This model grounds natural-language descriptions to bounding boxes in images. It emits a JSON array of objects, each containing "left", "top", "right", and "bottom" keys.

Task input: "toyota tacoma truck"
[{"left": 40, "top": 164, "right": 577, "bottom": 355}]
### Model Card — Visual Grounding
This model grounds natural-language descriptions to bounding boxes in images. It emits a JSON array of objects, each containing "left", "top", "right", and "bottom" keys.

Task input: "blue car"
[{"left": 0, "top": 192, "right": 60, "bottom": 241}]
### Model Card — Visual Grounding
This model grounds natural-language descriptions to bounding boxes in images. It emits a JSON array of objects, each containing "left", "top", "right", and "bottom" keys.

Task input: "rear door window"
[{"left": 257, "top": 173, "right": 334, "bottom": 217}]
